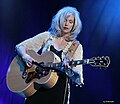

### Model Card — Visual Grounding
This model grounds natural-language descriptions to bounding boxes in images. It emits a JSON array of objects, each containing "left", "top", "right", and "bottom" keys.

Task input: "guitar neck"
[
  {"left": 69, "top": 59, "right": 92, "bottom": 66},
  {"left": 47, "top": 59, "right": 93, "bottom": 68},
  {"left": 34, "top": 54, "right": 110, "bottom": 71}
]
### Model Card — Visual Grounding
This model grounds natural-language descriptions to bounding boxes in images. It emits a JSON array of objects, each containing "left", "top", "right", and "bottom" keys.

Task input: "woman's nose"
[{"left": 65, "top": 21, "right": 69, "bottom": 26}]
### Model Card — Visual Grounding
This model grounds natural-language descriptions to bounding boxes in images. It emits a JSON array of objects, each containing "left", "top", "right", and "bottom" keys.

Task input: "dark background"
[{"left": 0, "top": 0, "right": 120, "bottom": 104}]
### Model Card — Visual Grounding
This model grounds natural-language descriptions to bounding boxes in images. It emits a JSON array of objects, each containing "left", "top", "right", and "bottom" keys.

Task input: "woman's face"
[{"left": 62, "top": 14, "right": 74, "bottom": 35}]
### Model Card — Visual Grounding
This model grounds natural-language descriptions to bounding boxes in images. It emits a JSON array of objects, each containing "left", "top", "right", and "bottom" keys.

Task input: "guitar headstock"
[{"left": 89, "top": 56, "right": 110, "bottom": 67}]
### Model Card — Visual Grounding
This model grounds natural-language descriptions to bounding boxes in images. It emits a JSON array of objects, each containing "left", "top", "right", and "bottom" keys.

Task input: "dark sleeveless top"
[{"left": 25, "top": 45, "right": 68, "bottom": 104}]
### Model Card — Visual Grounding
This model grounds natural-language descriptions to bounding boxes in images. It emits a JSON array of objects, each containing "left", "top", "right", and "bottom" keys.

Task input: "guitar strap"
[
  {"left": 65, "top": 39, "right": 80, "bottom": 60},
  {"left": 63, "top": 39, "right": 80, "bottom": 104}
]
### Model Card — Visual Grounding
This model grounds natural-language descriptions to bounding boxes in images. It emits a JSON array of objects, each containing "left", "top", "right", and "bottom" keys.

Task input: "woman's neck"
[{"left": 53, "top": 37, "right": 68, "bottom": 51}]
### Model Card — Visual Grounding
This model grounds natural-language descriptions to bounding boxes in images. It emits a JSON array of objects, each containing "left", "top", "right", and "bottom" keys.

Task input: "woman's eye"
[
  {"left": 69, "top": 21, "right": 73, "bottom": 24},
  {"left": 64, "top": 19, "right": 67, "bottom": 22}
]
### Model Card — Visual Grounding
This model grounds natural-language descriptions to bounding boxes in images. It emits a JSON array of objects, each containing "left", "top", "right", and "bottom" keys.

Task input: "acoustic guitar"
[{"left": 6, "top": 50, "right": 110, "bottom": 97}]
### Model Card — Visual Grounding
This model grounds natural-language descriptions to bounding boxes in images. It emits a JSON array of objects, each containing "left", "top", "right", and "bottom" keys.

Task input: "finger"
[
  {"left": 66, "top": 63, "right": 71, "bottom": 68},
  {"left": 26, "top": 60, "right": 32, "bottom": 67},
  {"left": 26, "top": 62, "right": 32, "bottom": 67}
]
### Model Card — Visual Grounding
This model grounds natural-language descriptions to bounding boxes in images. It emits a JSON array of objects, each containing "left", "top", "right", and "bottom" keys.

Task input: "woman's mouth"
[{"left": 63, "top": 27, "right": 68, "bottom": 30}]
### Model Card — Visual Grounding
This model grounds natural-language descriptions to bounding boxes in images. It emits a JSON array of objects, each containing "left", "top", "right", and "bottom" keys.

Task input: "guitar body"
[{"left": 6, "top": 50, "right": 60, "bottom": 97}]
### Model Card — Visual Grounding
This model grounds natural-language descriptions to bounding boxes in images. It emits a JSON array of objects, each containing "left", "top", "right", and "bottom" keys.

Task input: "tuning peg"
[{"left": 102, "top": 56, "right": 104, "bottom": 58}]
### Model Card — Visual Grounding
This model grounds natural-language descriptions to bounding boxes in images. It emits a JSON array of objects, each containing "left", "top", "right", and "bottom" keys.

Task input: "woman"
[{"left": 16, "top": 6, "right": 84, "bottom": 104}]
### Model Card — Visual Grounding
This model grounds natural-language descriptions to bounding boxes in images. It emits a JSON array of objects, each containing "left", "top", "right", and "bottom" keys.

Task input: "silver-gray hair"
[{"left": 48, "top": 6, "right": 82, "bottom": 41}]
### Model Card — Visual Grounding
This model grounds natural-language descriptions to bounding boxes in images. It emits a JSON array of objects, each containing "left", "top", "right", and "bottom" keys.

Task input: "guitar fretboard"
[{"left": 46, "top": 59, "right": 91, "bottom": 68}]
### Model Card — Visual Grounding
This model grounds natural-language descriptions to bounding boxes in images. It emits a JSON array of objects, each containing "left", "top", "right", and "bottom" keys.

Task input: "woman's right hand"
[{"left": 22, "top": 54, "right": 35, "bottom": 67}]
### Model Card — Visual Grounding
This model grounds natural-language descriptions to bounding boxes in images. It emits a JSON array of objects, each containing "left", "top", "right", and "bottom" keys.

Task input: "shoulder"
[
  {"left": 72, "top": 40, "right": 83, "bottom": 54},
  {"left": 36, "top": 31, "right": 51, "bottom": 39},
  {"left": 74, "top": 39, "right": 83, "bottom": 48},
  {"left": 71, "top": 39, "right": 83, "bottom": 50}
]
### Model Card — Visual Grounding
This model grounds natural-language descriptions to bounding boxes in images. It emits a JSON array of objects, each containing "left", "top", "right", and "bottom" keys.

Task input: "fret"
[
  {"left": 76, "top": 60, "right": 81, "bottom": 65},
  {"left": 83, "top": 59, "right": 89, "bottom": 64},
  {"left": 55, "top": 63, "right": 59, "bottom": 67},
  {"left": 48, "top": 64, "right": 50, "bottom": 67},
  {"left": 50, "top": 64, "right": 53, "bottom": 67},
  {"left": 70, "top": 60, "right": 84, "bottom": 66}
]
